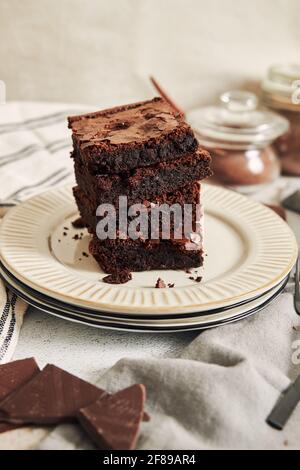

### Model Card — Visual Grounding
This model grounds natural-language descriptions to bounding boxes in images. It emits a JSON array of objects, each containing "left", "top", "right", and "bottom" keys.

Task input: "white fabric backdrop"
[{"left": 1, "top": 0, "right": 300, "bottom": 109}]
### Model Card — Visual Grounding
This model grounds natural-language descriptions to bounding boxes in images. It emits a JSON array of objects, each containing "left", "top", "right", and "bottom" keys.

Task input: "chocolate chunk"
[
  {"left": 142, "top": 411, "right": 151, "bottom": 422},
  {"left": 72, "top": 216, "right": 85, "bottom": 229},
  {"left": 77, "top": 384, "right": 146, "bottom": 450},
  {"left": 0, "top": 364, "right": 107, "bottom": 425},
  {"left": 82, "top": 251, "right": 89, "bottom": 257},
  {"left": 189, "top": 275, "right": 202, "bottom": 283},
  {"left": 155, "top": 278, "right": 166, "bottom": 289},
  {"left": 102, "top": 270, "right": 132, "bottom": 285},
  {"left": 168, "top": 283, "right": 175, "bottom": 288},
  {"left": 0, "top": 358, "right": 40, "bottom": 434}
]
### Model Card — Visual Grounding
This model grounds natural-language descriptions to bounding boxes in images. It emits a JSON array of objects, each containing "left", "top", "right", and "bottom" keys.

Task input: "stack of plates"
[{"left": 0, "top": 185, "right": 297, "bottom": 333}]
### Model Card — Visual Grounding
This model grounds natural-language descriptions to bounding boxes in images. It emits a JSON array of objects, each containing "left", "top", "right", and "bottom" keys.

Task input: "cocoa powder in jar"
[
  {"left": 274, "top": 110, "right": 300, "bottom": 176},
  {"left": 208, "top": 146, "right": 281, "bottom": 187}
]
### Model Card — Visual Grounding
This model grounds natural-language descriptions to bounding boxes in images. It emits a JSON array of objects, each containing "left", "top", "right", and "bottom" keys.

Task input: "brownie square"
[
  {"left": 73, "top": 182, "right": 201, "bottom": 237},
  {"left": 68, "top": 97, "right": 198, "bottom": 174},
  {"left": 90, "top": 237, "right": 203, "bottom": 274},
  {"left": 74, "top": 182, "right": 203, "bottom": 273},
  {"left": 69, "top": 97, "right": 212, "bottom": 276},
  {"left": 74, "top": 149, "right": 211, "bottom": 208}
]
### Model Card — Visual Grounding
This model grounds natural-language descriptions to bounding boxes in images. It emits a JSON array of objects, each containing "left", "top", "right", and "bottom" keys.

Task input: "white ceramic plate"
[
  {"left": 0, "top": 263, "right": 288, "bottom": 332},
  {"left": 0, "top": 185, "right": 297, "bottom": 315}
]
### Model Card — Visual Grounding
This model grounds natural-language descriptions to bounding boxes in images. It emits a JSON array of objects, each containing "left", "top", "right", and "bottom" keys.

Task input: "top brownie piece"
[{"left": 68, "top": 97, "right": 197, "bottom": 174}]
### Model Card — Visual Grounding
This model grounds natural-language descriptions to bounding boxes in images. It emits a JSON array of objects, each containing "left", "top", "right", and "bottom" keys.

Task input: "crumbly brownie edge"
[
  {"left": 72, "top": 127, "right": 198, "bottom": 175},
  {"left": 73, "top": 183, "right": 201, "bottom": 235},
  {"left": 74, "top": 150, "right": 211, "bottom": 206},
  {"left": 68, "top": 97, "right": 177, "bottom": 126},
  {"left": 68, "top": 97, "right": 198, "bottom": 174},
  {"left": 89, "top": 237, "right": 204, "bottom": 274}
]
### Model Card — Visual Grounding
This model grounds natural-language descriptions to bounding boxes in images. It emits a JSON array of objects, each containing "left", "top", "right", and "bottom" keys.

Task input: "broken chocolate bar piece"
[
  {"left": 78, "top": 384, "right": 146, "bottom": 450},
  {"left": 0, "top": 358, "right": 40, "bottom": 402},
  {"left": 0, "top": 358, "right": 40, "bottom": 433},
  {"left": 0, "top": 364, "right": 107, "bottom": 425}
]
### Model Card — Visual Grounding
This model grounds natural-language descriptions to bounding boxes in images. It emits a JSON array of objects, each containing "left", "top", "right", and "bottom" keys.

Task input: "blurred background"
[
  {"left": 1, "top": 0, "right": 300, "bottom": 199},
  {"left": 1, "top": 0, "right": 300, "bottom": 110}
]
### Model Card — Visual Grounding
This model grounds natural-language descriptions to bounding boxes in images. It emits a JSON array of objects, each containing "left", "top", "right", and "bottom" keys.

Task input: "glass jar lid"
[
  {"left": 187, "top": 91, "right": 289, "bottom": 150},
  {"left": 262, "top": 64, "right": 300, "bottom": 111}
]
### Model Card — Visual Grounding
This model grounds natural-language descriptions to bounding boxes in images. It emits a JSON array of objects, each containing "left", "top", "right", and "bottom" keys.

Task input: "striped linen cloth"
[{"left": 0, "top": 101, "right": 92, "bottom": 363}]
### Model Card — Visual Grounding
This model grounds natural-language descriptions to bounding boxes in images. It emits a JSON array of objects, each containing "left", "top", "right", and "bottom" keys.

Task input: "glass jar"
[
  {"left": 187, "top": 91, "right": 289, "bottom": 193},
  {"left": 262, "top": 64, "right": 300, "bottom": 176}
]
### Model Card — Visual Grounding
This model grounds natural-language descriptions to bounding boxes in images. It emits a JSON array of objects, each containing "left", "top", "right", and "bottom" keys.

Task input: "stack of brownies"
[{"left": 68, "top": 97, "right": 212, "bottom": 275}]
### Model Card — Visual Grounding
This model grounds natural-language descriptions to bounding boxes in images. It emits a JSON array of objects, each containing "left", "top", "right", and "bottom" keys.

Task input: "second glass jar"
[{"left": 187, "top": 91, "right": 289, "bottom": 193}]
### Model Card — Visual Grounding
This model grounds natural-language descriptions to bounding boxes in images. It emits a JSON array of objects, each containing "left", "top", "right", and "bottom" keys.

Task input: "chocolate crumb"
[
  {"left": 102, "top": 270, "right": 132, "bottom": 285},
  {"left": 63, "top": 232, "right": 67, "bottom": 237},
  {"left": 78, "top": 258, "right": 82, "bottom": 261},
  {"left": 189, "top": 276, "right": 202, "bottom": 283},
  {"left": 155, "top": 278, "right": 166, "bottom": 289},
  {"left": 63, "top": 227, "right": 69, "bottom": 231},
  {"left": 293, "top": 326, "right": 299, "bottom": 331},
  {"left": 284, "top": 440, "right": 289, "bottom": 447},
  {"left": 143, "top": 411, "right": 151, "bottom": 422},
  {"left": 82, "top": 252, "right": 89, "bottom": 257},
  {"left": 58, "top": 239, "right": 61, "bottom": 243},
  {"left": 168, "top": 283, "right": 175, "bottom": 289},
  {"left": 73, "top": 233, "right": 83, "bottom": 241},
  {"left": 72, "top": 217, "right": 85, "bottom": 229},
  {"left": 185, "top": 269, "right": 192, "bottom": 274}
]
